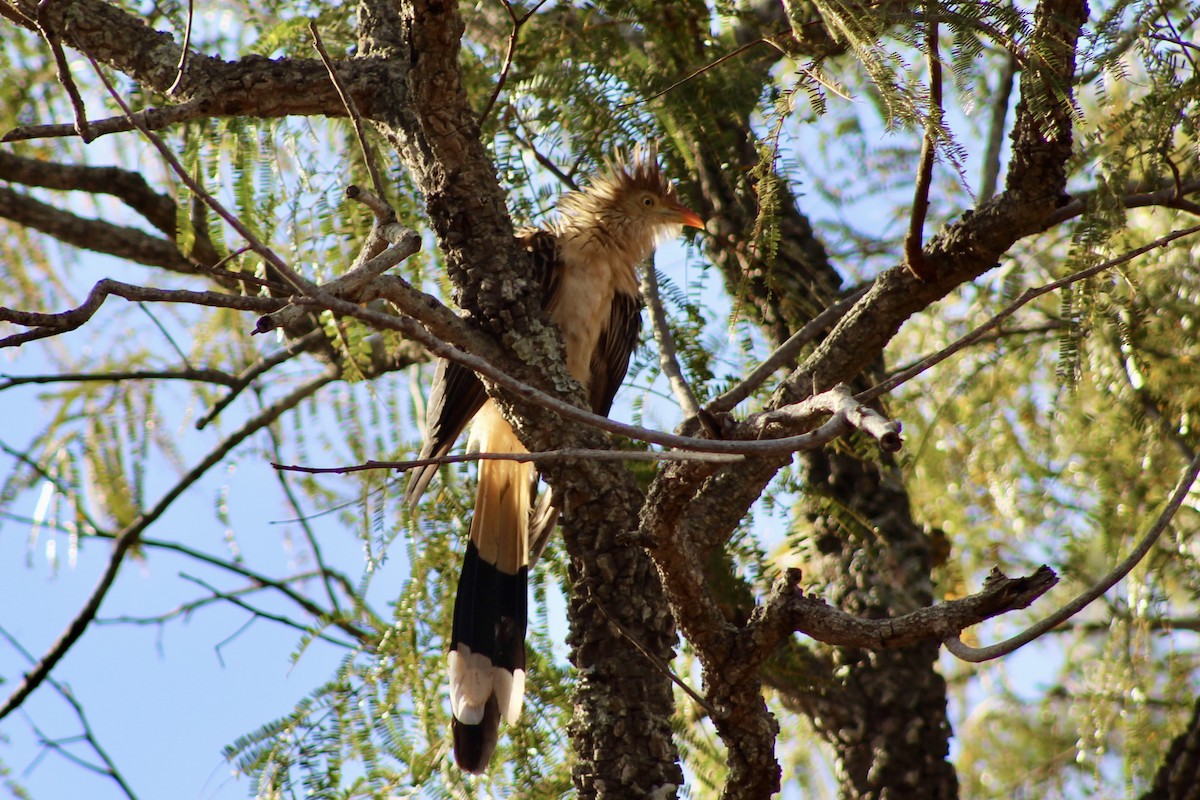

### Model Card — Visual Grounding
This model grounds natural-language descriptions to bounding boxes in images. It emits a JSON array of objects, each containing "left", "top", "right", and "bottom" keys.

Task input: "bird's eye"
[{"left": 641, "top": 195, "right": 655, "bottom": 207}]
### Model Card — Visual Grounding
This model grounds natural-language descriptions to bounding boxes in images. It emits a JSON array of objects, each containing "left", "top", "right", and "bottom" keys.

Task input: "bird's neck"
[{"left": 555, "top": 219, "right": 655, "bottom": 273}]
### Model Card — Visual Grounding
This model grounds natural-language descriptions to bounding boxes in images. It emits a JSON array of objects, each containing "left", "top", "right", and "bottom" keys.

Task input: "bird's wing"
[
  {"left": 530, "top": 285, "right": 642, "bottom": 563},
  {"left": 523, "top": 228, "right": 563, "bottom": 311},
  {"left": 588, "top": 288, "right": 643, "bottom": 416},
  {"left": 405, "top": 229, "right": 563, "bottom": 506},
  {"left": 404, "top": 357, "right": 487, "bottom": 505}
]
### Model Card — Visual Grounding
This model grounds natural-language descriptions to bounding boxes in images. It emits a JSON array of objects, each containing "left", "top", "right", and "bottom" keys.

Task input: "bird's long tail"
[{"left": 449, "top": 401, "right": 531, "bottom": 773}]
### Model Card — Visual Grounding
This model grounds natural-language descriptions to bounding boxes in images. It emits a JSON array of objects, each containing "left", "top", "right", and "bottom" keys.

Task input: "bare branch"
[
  {"left": 859, "top": 222, "right": 1200, "bottom": 403},
  {"left": 0, "top": 186, "right": 199, "bottom": 275},
  {"left": 745, "top": 564, "right": 1058, "bottom": 660},
  {"left": 253, "top": 225, "right": 420, "bottom": 335},
  {"left": 3, "top": 101, "right": 208, "bottom": 143},
  {"left": 903, "top": 4, "right": 941, "bottom": 281},
  {"left": 1, "top": 367, "right": 241, "bottom": 390},
  {"left": 0, "top": 279, "right": 286, "bottom": 348},
  {"left": 477, "top": 0, "right": 520, "bottom": 127},
  {"left": 946, "top": 448, "right": 1200, "bottom": 662},
  {"left": 262, "top": 420, "right": 343, "bottom": 616},
  {"left": 641, "top": 263, "right": 703, "bottom": 420},
  {"left": 129, "top": 533, "right": 374, "bottom": 641},
  {"left": 166, "top": 0, "right": 195, "bottom": 94},
  {"left": 195, "top": 329, "right": 326, "bottom": 429},
  {"left": 309, "top": 23, "right": 388, "bottom": 202},
  {"left": 706, "top": 286, "right": 867, "bottom": 414},
  {"left": 288, "top": 288, "right": 901, "bottom": 457},
  {"left": 0, "top": 151, "right": 221, "bottom": 267},
  {"left": 83, "top": 52, "right": 315, "bottom": 295},
  {"left": 1049, "top": 177, "right": 1200, "bottom": 227},
  {"left": 591, "top": 598, "right": 723, "bottom": 719},
  {"left": 177, "top": 573, "right": 357, "bottom": 649},
  {"left": 0, "top": 626, "right": 138, "bottom": 800},
  {"left": 273, "top": 446, "right": 743, "bottom": 476},
  {"left": 34, "top": 0, "right": 92, "bottom": 141},
  {"left": 979, "top": 51, "right": 1017, "bottom": 202}
]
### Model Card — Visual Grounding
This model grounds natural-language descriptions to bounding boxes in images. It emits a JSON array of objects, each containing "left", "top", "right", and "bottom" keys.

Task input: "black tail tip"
[{"left": 453, "top": 696, "right": 500, "bottom": 774}]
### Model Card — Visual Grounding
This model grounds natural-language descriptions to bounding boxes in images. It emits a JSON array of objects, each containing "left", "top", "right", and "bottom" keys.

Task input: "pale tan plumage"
[{"left": 405, "top": 148, "right": 702, "bottom": 773}]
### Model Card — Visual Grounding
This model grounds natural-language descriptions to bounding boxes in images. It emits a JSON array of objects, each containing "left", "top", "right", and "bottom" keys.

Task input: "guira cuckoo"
[{"left": 405, "top": 150, "right": 703, "bottom": 773}]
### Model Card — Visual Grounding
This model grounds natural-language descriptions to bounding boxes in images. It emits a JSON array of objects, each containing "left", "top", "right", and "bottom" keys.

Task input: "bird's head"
[{"left": 555, "top": 146, "right": 704, "bottom": 260}]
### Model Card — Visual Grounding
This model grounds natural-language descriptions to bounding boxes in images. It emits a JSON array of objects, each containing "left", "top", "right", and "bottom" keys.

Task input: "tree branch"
[
  {"left": 0, "top": 186, "right": 200, "bottom": 275},
  {"left": 0, "top": 279, "right": 286, "bottom": 348},
  {"left": 744, "top": 564, "right": 1058, "bottom": 661},
  {"left": 0, "top": 151, "right": 222, "bottom": 267},
  {"left": 0, "top": 626, "right": 138, "bottom": 800},
  {"left": 903, "top": 3, "right": 941, "bottom": 281},
  {"left": 641, "top": 262, "right": 703, "bottom": 420},
  {"left": 859, "top": 222, "right": 1200, "bottom": 404}
]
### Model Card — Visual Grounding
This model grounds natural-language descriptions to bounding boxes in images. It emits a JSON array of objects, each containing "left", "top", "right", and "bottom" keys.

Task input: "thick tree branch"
[
  {"left": 744, "top": 564, "right": 1058, "bottom": 662},
  {"left": 0, "top": 186, "right": 200, "bottom": 275},
  {"left": 4, "top": 0, "right": 395, "bottom": 133}
]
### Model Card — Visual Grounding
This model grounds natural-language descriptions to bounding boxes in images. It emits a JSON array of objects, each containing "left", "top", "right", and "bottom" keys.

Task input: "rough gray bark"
[{"left": 1144, "top": 693, "right": 1200, "bottom": 800}]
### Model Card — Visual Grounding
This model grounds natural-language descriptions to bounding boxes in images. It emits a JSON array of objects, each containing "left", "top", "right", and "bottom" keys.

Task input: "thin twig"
[
  {"left": 616, "top": 33, "right": 781, "bottom": 109},
  {"left": 309, "top": 22, "right": 388, "bottom": 203},
  {"left": 591, "top": 599, "right": 722, "bottom": 719},
  {"left": 706, "top": 286, "right": 868, "bottom": 414},
  {"left": 510, "top": 119, "right": 579, "bottom": 190},
  {"left": 263, "top": 410, "right": 343, "bottom": 615},
  {"left": 881, "top": 321, "right": 1066, "bottom": 380},
  {"left": 478, "top": 0, "right": 520, "bottom": 127},
  {"left": 166, "top": 0, "right": 194, "bottom": 95},
  {"left": 903, "top": 5, "right": 941, "bottom": 281},
  {"left": 136, "top": 302, "right": 191, "bottom": 367},
  {"left": 2, "top": 367, "right": 241, "bottom": 390},
  {"left": 0, "top": 626, "right": 139, "bottom": 800},
  {"left": 641, "top": 262, "right": 702, "bottom": 419},
  {"left": 178, "top": 573, "right": 355, "bottom": 649},
  {"left": 127, "top": 533, "right": 372, "bottom": 641},
  {"left": 274, "top": 446, "right": 743, "bottom": 476},
  {"left": 1155, "top": 0, "right": 1200, "bottom": 73},
  {"left": 82, "top": 52, "right": 313, "bottom": 294},
  {"left": 859, "top": 222, "right": 1200, "bottom": 403},
  {"left": 946, "top": 448, "right": 1200, "bottom": 662},
  {"left": 0, "top": 368, "right": 338, "bottom": 722},
  {"left": 195, "top": 329, "right": 325, "bottom": 429},
  {"left": 0, "top": 440, "right": 107, "bottom": 538},
  {"left": 35, "top": 0, "right": 91, "bottom": 142}
]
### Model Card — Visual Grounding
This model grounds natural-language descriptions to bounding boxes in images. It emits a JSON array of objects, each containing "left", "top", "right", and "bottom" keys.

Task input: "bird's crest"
[{"left": 556, "top": 144, "right": 680, "bottom": 222}]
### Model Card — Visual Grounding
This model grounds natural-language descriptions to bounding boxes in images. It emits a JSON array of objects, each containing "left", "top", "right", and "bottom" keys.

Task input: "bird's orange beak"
[{"left": 673, "top": 205, "right": 705, "bottom": 230}]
